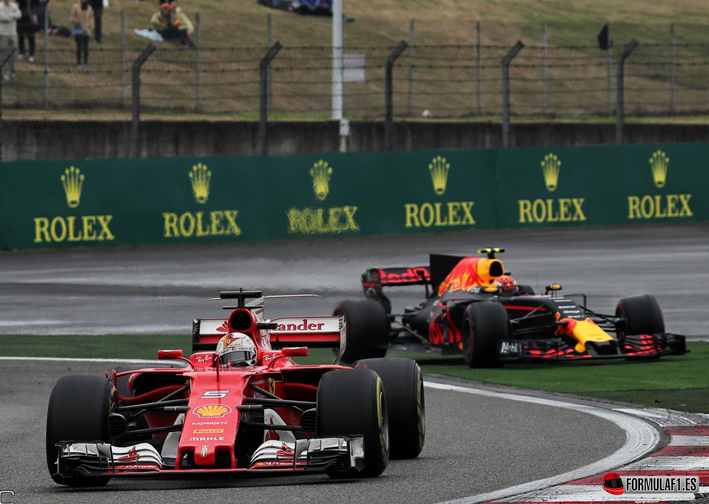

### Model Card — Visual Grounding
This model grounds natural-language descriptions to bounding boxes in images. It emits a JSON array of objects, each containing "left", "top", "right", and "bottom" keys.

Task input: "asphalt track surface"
[{"left": 1, "top": 224, "right": 707, "bottom": 502}]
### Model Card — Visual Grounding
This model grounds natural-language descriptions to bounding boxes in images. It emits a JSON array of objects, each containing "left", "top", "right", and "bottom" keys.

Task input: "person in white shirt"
[{"left": 0, "top": 0, "right": 21, "bottom": 80}]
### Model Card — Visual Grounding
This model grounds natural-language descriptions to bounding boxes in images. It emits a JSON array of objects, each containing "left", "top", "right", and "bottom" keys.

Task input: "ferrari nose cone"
[{"left": 602, "top": 472, "right": 624, "bottom": 495}]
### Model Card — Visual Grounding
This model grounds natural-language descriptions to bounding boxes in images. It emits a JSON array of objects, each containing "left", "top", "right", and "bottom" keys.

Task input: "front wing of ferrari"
[
  {"left": 497, "top": 333, "right": 687, "bottom": 362},
  {"left": 54, "top": 437, "right": 365, "bottom": 479}
]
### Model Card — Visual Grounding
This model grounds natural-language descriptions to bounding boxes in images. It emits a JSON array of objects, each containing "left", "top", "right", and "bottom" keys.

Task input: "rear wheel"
[
  {"left": 616, "top": 294, "right": 665, "bottom": 339},
  {"left": 318, "top": 369, "right": 389, "bottom": 477},
  {"left": 353, "top": 358, "right": 425, "bottom": 459},
  {"left": 46, "top": 375, "right": 115, "bottom": 486},
  {"left": 334, "top": 300, "right": 390, "bottom": 364},
  {"left": 462, "top": 302, "right": 510, "bottom": 368}
]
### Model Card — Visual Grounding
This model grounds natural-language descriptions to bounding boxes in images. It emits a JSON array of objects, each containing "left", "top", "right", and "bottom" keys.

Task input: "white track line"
[
  {"left": 425, "top": 381, "right": 661, "bottom": 504},
  {"left": 0, "top": 356, "right": 165, "bottom": 364}
]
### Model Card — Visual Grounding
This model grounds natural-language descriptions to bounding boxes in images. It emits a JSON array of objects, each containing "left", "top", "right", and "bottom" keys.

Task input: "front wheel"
[
  {"left": 46, "top": 375, "right": 115, "bottom": 486},
  {"left": 462, "top": 302, "right": 510, "bottom": 368},
  {"left": 318, "top": 369, "right": 389, "bottom": 477},
  {"left": 616, "top": 294, "right": 665, "bottom": 340},
  {"left": 353, "top": 358, "right": 425, "bottom": 459}
]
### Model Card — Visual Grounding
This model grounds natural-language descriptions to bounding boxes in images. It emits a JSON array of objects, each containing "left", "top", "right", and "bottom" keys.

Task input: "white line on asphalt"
[
  {"left": 669, "top": 435, "right": 709, "bottom": 446},
  {"left": 494, "top": 484, "right": 704, "bottom": 502},
  {"left": 624, "top": 456, "right": 709, "bottom": 471},
  {"left": 425, "top": 381, "right": 661, "bottom": 504},
  {"left": 0, "top": 356, "right": 165, "bottom": 364}
]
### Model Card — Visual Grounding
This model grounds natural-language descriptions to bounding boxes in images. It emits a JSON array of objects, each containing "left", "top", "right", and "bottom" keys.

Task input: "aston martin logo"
[
  {"left": 541, "top": 153, "right": 561, "bottom": 192},
  {"left": 428, "top": 156, "right": 450, "bottom": 195},
  {"left": 194, "top": 404, "right": 231, "bottom": 418},
  {"left": 61, "top": 166, "right": 85, "bottom": 208},
  {"left": 310, "top": 160, "right": 333, "bottom": 201},
  {"left": 189, "top": 163, "right": 211, "bottom": 204},
  {"left": 649, "top": 150, "right": 669, "bottom": 188}
]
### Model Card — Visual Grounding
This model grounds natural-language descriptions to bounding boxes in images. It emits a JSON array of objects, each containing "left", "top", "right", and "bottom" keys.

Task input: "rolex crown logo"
[
  {"left": 310, "top": 160, "right": 333, "bottom": 201},
  {"left": 649, "top": 150, "right": 669, "bottom": 188},
  {"left": 541, "top": 153, "right": 561, "bottom": 192},
  {"left": 61, "top": 166, "right": 85, "bottom": 208},
  {"left": 189, "top": 163, "right": 211, "bottom": 204},
  {"left": 428, "top": 156, "right": 450, "bottom": 195}
]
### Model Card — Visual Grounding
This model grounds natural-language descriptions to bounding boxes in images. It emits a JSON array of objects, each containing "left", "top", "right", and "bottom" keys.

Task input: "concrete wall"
[{"left": 3, "top": 120, "right": 709, "bottom": 161}]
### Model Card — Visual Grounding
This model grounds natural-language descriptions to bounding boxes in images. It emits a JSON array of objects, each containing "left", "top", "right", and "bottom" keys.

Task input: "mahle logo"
[
  {"left": 541, "top": 153, "right": 561, "bottom": 192},
  {"left": 189, "top": 163, "right": 211, "bottom": 204},
  {"left": 428, "top": 156, "right": 450, "bottom": 195},
  {"left": 61, "top": 166, "right": 85, "bottom": 208},
  {"left": 288, "top": 160, "right": 359, "bottom": 235},
  {"left": 310, "top": 160, "right": 333, "bottom": 201},
  {"left": 649, "top": 150, "right": 668, "bottom": 188}
]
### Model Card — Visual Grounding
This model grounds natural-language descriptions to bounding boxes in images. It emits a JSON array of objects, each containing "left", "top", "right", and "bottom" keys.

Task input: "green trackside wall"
[{"left": 0, "top": 143, "right": 705, "bottom": 250}]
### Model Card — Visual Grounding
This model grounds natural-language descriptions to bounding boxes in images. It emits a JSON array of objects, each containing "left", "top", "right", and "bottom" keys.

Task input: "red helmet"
[
  {"left": 495, "top": 275, "right": 517, "bottom": 292},
  {"left": 601, "top": 472, "right": 624, "bottom": 495}
]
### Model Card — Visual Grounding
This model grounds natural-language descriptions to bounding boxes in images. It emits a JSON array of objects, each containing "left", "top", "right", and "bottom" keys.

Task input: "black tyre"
[
  {"left": 334, "top": 300, "right": 390, "bottom": 363},
  {"left": 46, "top": 375, "right": 115, "bottom": 486},
  {"left": 353, "top": 358, "right": 425, "bottom": 459},
  {"left": 462, "top": 302, "right": 510, "bottom": 368},
  {"left": 616, "top": 294, "right": 665, "bottom": 339},
  {"left": 317, "top": 369, "right": 389, "bottom": 477}
]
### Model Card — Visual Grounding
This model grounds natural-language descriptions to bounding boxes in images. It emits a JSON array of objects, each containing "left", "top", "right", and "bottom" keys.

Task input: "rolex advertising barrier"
[{"left": 0, "top": 143, "right": 706, "bottom": 250}]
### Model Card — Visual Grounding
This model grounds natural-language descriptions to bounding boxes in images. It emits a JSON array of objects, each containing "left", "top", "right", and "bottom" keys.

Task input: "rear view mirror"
[
  {"left": 282, "top": 347, "right": 309, "bottom": 357},
  {"left": 158, "top": 349, "right": 184, "bottom": 360}
]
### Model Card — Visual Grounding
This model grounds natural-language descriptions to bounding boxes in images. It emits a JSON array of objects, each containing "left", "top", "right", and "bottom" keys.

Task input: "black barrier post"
[
  {"left": 259, "top": 41, "right": 282, "bottom": 156},
  {"left": 131, "top": 43, "right": 156, "bottom": 159},
  {"left": 502, "top": 40, "right": 524, "bottom": 148},
  {"left": 385, "top": 41, "right": 408, "bottom": 152},
  {"left": 0, "top": 47, "right": 16, "bottom": 123},
  {"left": 616, "top": 39, "right": 638, "bottom": 145}
]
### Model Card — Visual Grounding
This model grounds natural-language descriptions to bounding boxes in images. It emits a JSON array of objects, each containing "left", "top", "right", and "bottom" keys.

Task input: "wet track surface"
[{"left": 1, "top": 224, "right": 708, "bottom": 502}]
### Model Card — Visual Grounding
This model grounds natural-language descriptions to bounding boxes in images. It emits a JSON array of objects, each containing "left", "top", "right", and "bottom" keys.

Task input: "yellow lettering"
[
  {"left": 518, "top": 200, "right": 532, "bottom": 223},
  {"left": 343, "top": 206, "right": 359, "bottom": 231},
  {"left": 50, "top": 217, "right": 67, "bottom": 242},
  {"left": 667, "top": 194, "right": 678, "bottom": 217},
  {"left": 196, "top": 212, "right": 209, "bottom": 237},
  {"left": 97, "top": 215, "right": 114, "bottom": 241},
  {"left": 434, "top": 203, "right": 448, "bottom": 226},
  {"left": 67, "top": 216, "right": 83, "bottom": 242},
  {"left": 679, "top": 194, "right": 693, "bottom": 217},
  {"left": 654, "top": 195, "right": 667, "bottom": 218},
  {"left": 405, "top": 204, "right": 420, "bottom": 228},
  {"left": 546, "top": 199, "right": 559, "bottom": 223},
  {"left": 34, "top": 217, "right": 50, "bottom": 243},
  {"left": 559, "top": 198, "right": 571, "bottom": 222},
  {"left": 460, "top": 202, "right": 475, "bottom": 225},
  {"left": 641, "top": 195, "right": 653, "bottom": 219},
  {"left": 179, "top": 213, "right": 195, "bottom": 237},
  {"left": 572, "top": 198, "right": 586, "bottom": 221},
  {"left": 82, "top": 216, "right": 97, "bottom": 241},
  {"left": 419, "top": 203, "right": 434, "bottom": 227},
  {"left": 628, "top": 196, "right": 640, "bottom": 219},
  {"left": 163, "top": 213, "right": 179, "bottom": 237},
  {"left": 224, "top": 210, "right": 241, "bottom": 235},
  {"left": 210, "top": 211, "right": 224, "bottom": 235},
  {"left": 532, "top": 200, "right": 546, "bottom": 223},
  {"left": 448, "top": 202, "right": 461, "bottom": 225}
]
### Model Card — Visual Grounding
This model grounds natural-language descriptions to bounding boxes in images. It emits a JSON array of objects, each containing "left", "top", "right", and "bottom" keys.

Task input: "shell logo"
[{"left": 194, "top": 404, "right": 232, "bottom": 418}]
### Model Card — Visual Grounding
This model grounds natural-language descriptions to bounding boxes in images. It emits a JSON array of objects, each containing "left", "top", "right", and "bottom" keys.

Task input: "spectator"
[
  {"left": 87, "top": 0, "right": 101, "bottom": 43},
  {"left": 17, "top": 0, "right": 37, "bottom": 62},
  {"left": 169, "top": 0, "right": 192, "bottom": 40},
  {"left": 69, "top": 0, "right": 93, "bottom": 69},
  {"left": 150, "top": 2, "right": 190, "bottom": 46},
  {"left": 0, "top": 0, "right": 21, "bottom": 81}
]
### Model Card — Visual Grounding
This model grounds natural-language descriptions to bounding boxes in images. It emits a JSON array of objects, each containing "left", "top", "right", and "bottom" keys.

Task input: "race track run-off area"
[{"left": 1, "top": 224, "right": 709, "bottom": 502}]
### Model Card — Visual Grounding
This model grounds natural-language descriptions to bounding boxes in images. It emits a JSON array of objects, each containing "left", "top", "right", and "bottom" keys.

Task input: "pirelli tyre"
[
  {"left": 317, "top": 369, "right": 389, "bottom": 477},
  {"left": 46, "top": 375, "right": 116, "bottom": 486},
  {"left": 615, "top": 294, "right": 666, "bottom": 338},
  {"left": 462, "top": 301, "right": 510, "bottom": 368},
  {"left": 353, "top": 358, "right": 425, "bottom": 460},
  {"left": 334, "top": 300, "right": 390, "bottom": 364}
]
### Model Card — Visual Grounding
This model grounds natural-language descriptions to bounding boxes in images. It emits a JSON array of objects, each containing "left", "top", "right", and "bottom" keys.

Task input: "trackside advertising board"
[{"left": 0, "top": 143, "right": 706, "bottom": 250}]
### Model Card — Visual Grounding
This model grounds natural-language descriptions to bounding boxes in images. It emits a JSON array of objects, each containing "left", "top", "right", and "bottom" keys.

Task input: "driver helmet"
[
  {"left": 495, "top": 275, "right": 517, "bottom": 294},
  {"left": 216, "top": 333, "right": 257, "bottom": 367}
]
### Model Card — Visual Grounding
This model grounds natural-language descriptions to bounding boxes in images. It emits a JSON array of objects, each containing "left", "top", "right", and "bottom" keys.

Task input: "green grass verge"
[{"left": 2, "top": 335, "right": 706, "bottom": 413}]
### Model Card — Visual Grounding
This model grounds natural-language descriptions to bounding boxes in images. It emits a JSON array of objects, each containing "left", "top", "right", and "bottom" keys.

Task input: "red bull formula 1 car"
[
  {"left": 46, "top": 290, "right": 425, "bottom": 486},
  {"left": 334, "top": 248, "right": 687, "bottom": 367}
]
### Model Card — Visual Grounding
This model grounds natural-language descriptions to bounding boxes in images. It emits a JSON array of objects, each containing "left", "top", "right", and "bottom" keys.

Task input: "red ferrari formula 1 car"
[
  {"left": 46, "top": 290, "right": 425, "bottom": 486},
  {"left": 334, "top": 248, "right": 687, "bottom": 367}
]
